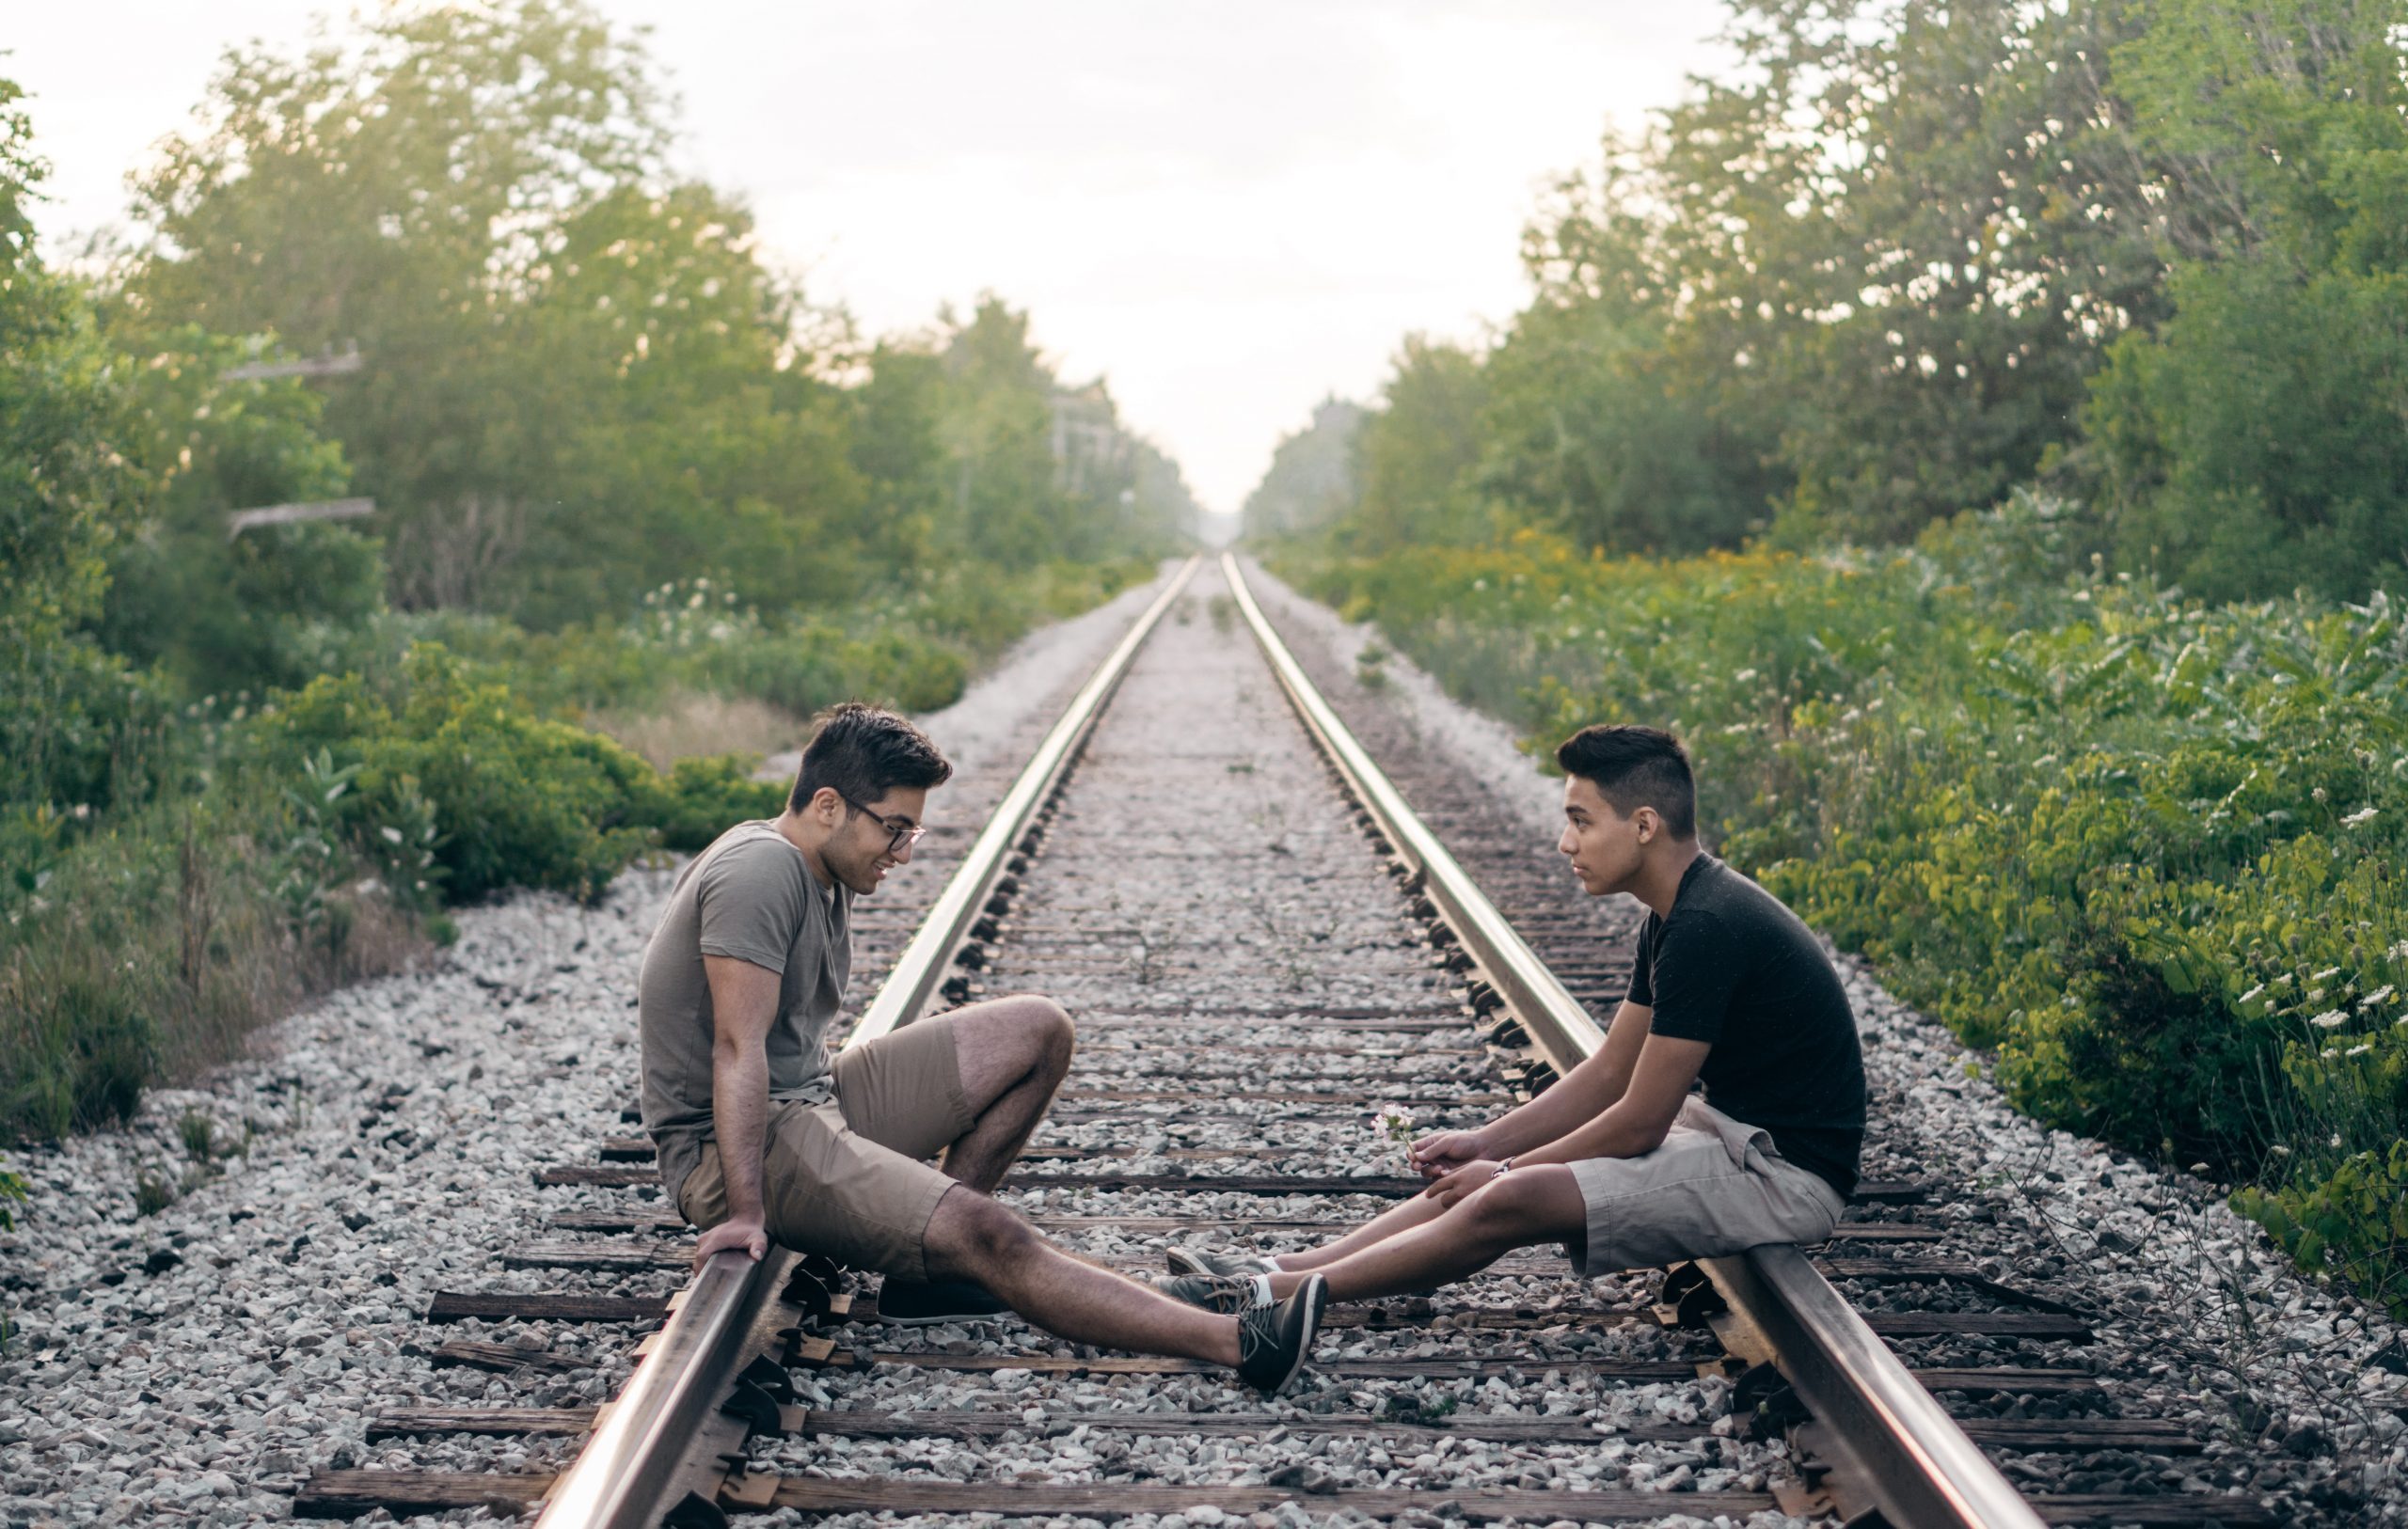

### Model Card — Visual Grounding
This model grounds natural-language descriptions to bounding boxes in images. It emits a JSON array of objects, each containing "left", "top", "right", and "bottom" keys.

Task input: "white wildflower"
[
  {"left": 2341, "top": 806, "right": 2380, "bottom": 828},
  {"left": 1734, "top": 669, "right": 1759, "bottom": 684},
  {"left": 2391, "top": 940, "right": 2408, "bottom": 961},
  {"left": 2346, "top": 1045, "right": 2372, "bottom": 1058},
  {"left": 2239, "top": 984, "right": 2267, "bottom": 1004},
  {"left": 2313, "top": 966, "right": 2342, "bottom": 981},
  {"left": 2332, "top": 1133, "right": 2345, "bottom": 1148},
  {"left": 2321, "top": 1048, "right": 2340, "bottom": 1060},
  {"left": 2266, "top": 972, "right": 2292, "bottom": 988},
  {"left": 379, "top": 826, "right": 404, "bottom": 844},
  {"left": 2273, "top": 1143, "right": 2292, "bottom": 1156},
  {"left": 2309, "top": 1010, "right": 2349, "bottom": 1029},
  {"left": 2360, "top": 985, "right": 2396, "bottom": 1009}
]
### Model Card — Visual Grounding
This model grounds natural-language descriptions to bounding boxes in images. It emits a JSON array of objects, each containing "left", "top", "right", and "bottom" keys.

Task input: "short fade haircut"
[
  {"left": 1555, "top": 724, "right": 1697, "bottom": 841},
  {"left": 790, "top": 702, "right": 953, "bottom": 813}
]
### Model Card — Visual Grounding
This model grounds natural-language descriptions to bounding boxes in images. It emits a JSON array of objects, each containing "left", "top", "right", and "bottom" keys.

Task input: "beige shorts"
[
  {"left": 677, "top": 1013, "right": 974, "bottom": 1283},
  {"left": 1565, "top": 1096, "right": 1847, "bottom": 1276}
]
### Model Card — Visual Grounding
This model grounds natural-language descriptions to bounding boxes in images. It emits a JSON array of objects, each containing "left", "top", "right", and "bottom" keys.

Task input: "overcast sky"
[{"left": 8, "top": 2, "right": 1728, "bottom": 514}]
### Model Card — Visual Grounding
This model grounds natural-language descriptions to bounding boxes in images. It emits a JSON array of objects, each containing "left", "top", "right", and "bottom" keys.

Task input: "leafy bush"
[{"left": 1290, "top": 499, "right": 2408, "bottom": 1311}]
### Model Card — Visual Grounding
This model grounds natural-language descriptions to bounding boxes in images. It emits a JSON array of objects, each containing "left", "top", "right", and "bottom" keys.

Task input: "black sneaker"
[
  {"left": 1166, "top": 1247, "right": 1281, "bottom": 1278},
  {"left": 1151, "top": 1272, "right": 1267, "bottom": 1315},
  {"left": 1235, "top": 1272, "right": 1327, "bottom": 1396},
  {"left": 874, "top": 1276, "right": 1014, "bottom": 1325}
]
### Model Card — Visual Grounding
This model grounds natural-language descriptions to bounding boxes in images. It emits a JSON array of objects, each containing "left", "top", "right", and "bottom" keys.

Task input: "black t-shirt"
[{"left": 1624, "top": 854, "right": 1866, "bottom": 1198}]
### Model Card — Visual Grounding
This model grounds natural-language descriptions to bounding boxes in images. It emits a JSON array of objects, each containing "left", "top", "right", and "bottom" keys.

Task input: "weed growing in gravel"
[
  {"left": 133, "top": 1167, "right": 178, "bottom": 1218},
  {"left": 177, "top": 1111, "right": 214, "bottom": 1162},
  {"left": 1381, "top": 1392, "right": 1459, "bottom": 1424}
]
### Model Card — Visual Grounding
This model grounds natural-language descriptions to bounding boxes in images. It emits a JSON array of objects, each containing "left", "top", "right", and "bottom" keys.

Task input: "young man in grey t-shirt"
[{"left": 638, "top": 701, "right": 1326, "bottom": 1392}]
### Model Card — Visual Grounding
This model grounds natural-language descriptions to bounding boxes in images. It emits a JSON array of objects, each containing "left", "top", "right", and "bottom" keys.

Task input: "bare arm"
[
  {"left": 694, "top": 954, "right": 779, "bottom": 1269},
  {"left": 1408, "top": 1001, "right": 1652, "bottom": 1177},
  {"left": 1513, "top": 1031, "right": 1707, "bottom": 1165}
]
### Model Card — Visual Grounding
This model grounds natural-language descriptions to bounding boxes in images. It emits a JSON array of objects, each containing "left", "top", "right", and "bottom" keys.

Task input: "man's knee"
[
  {"left": 1005, "top": 992, "right": 1075, "bottom": 1075},
  {"left": 1456, "top": 1173, "right": 1558, "bottom": 1243},
  {"left": 923, "top": 1190, "right": 1041, "bottom": 1279}
]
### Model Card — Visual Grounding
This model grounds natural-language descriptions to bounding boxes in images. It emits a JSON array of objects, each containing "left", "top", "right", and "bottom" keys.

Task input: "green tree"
[
  {"left": 2084, "top": 0, "right": 2408, "bottom": 599},
  {"left": 0, "top": 77, "right": 162, "bottom": 825},
  {"left": 1344, "top": 337, "right": 1491, "bottom": 554},
  {"left": 1481, "top": 146, "right": 1776, "bottom": 554},
  {"left": 1242, "top": 397, "right": 1362, "bottom": 542},
  {"left": 94, "top": 326, "right": 381, "bottom": 694},
  {"left": 121, "top": 0, "right": 694, "bottom": 620}
]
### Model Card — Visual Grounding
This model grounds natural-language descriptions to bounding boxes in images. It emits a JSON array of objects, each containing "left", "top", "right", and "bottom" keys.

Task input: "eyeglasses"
[{"left": 840, "top": 795, "right": 927, "bottom": 854}]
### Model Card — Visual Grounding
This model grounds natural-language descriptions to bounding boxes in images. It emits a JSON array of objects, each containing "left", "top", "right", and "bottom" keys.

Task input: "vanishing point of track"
[{"left": 294, "top": 555, "right": 2278, "bottom": 1528}]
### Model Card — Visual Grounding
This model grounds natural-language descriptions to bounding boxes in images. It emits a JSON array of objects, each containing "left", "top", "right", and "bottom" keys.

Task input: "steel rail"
[
  {"left": 535, "top": 555, "right": 1200, "bottom": 1529},
  {"left": 848, "top": 553, "right": 1201, "bottom": 1048},
  {"left": 1221, "top": 551, "right": 2045, "bottom": 1529}
]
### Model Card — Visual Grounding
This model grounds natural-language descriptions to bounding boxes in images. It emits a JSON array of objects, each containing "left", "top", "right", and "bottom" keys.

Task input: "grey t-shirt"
[{"left": 638, "top": 821, "right": 853, "bottom": 1203}]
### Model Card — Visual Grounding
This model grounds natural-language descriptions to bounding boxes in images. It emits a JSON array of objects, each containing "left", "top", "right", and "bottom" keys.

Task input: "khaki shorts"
[
  {"left": 677, "top": 1013, "right": 974, "bottom": 1283},
  {"left": 1565, "top": 1096, "right": 1847, "bottom": 1276}
]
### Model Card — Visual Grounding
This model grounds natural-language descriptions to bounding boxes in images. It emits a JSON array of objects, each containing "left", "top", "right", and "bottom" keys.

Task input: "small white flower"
[
  {"left": 2309, "top": 1010, "right": 2349, "bottom": 1029},
  {"left": 2273, "top": 1143, "right": 2292, "bottom": 1156},
  {"left": 2240, "top": 984, "right": 2267, "bottom": 1004},
  {"left": 2267, "top": 972, "right": 2292, "bottom": 988},
  {"left": 2360, "top": 985, "right": 2396, "bottom": 1009},
  {"left": 2346, "top": 1045, "right": 2372, "bottom": 1058},
  {"left": 2331, "top": 1133, "right": 2345, "bottom": 1148},
  {"left": 2313, "top": 966, "right": 2342, "bottom": 982},
  {"left": 2391, "top": 940, "right": 2408, "bottom": 962},
  {"left": 2341, "top": 806, "right": 2379, "bottom": 828},
  {"left": 2321, "top": 1048, "right": 2340, "bottom": 1060},
  {"left": 1734, "top": 669, "right": 1759, "bottom": 684},
  {"left": 380, "top": 826, "right": 404, "bottom": 844}
]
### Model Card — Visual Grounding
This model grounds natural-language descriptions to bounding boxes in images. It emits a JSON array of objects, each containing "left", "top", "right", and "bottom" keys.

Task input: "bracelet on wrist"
[{"left": 1495, "top": 1156, "right": 1515, "bottom": 1174}]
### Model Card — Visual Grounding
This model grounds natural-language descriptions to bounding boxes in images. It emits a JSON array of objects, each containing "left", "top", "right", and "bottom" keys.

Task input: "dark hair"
[
  {"left": 1554, "top": 724, "right": 1696, "bottom": 840},
  {"left": 790, "top": 702, "right": 952, "bottom": 813}
]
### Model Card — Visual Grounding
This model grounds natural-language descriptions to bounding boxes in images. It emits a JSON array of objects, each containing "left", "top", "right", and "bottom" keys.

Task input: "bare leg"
[
  {"left": 1270, "top": 1190, "right": 1450, "bottom": 1271},
  {"left": 924, "top": 1189, "right": 1240, "bottom": 1365},
  {"left": 941, "top": 994, "right": 1076, "bottom": 1191},
  {"left": 1265, "top": 1167, "right": 1586, "bottom": 1303}
]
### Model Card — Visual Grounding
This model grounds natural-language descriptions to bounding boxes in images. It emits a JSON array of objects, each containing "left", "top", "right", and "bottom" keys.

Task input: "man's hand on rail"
[{"left": 693, "top": 1216, "right": 768, "bottom": 1270}]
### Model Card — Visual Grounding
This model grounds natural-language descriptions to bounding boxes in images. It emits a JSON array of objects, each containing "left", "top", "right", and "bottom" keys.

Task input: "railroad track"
[{"left": 296, "top": 554, "right": 2280, "bottom": 1527}]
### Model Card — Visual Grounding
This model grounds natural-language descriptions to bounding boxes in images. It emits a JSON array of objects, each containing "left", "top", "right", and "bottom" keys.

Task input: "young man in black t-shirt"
[{"left": 1155, "top": 725, "right": 1868, "bottom": 1309}]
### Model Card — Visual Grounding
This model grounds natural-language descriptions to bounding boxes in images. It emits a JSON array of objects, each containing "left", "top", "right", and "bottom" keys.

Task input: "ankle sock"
[{"left": 1250, "top": 1273, "right": 1275, "bottom": 1307}]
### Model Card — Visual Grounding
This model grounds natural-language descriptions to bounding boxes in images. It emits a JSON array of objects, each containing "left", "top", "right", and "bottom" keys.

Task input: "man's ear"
[{"left": 1633, "top": 806, "right": 1658, "bottom": 844}]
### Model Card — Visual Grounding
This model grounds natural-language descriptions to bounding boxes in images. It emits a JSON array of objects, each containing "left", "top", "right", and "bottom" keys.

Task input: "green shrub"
[
  {"left": 1288, "top": 501, "right": 2408, "bottom": 1311},
  {"left": 649, "top": 754, "right": 789, "bottom": 853}
]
